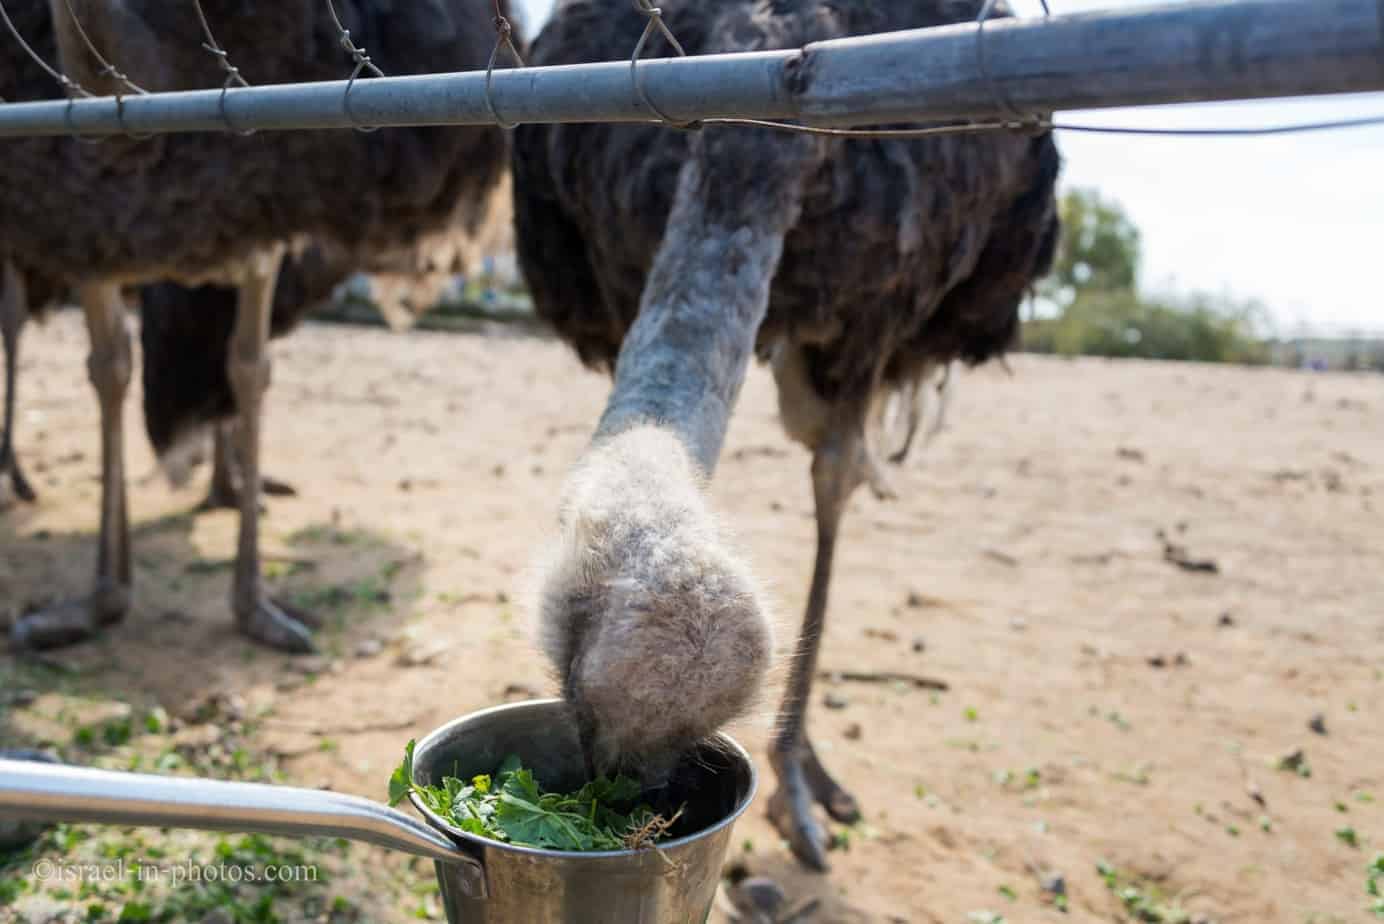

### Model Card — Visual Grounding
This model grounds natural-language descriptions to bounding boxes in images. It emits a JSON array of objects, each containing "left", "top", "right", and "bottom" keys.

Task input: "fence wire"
[
  {"left": 323, "top": 0, "right": 386, "bottom": 132},
  {"left": 0, "top": 0, "right": 90, "bottom": 99},
  {"left": 484, "top": 3, "right": 525, "bottom": 129},
  {"left": 60, "top": 0, "right": 145, "bottom": 96},
  {"left": 192, "top": 0, "right": 256, "bottom": 136}
]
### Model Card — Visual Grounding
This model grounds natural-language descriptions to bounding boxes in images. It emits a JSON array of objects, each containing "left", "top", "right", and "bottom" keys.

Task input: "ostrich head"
[{"left": 536, "top": 426, "right": 774, "bottom": 784}]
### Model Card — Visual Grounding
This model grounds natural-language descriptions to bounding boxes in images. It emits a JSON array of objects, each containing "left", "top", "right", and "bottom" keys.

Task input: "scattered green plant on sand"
[
  {"left": 1096, "top": 860, "right": 1201, "bottom": 923},
  {"left": 1366, "top": 853, "right": 1383, "bottom": 916}
]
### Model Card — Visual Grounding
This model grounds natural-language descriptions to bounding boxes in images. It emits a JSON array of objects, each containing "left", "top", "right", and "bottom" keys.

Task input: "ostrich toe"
[
  {"left": 768, "top": 739, "right": 862, "bottom": 872},
  {"left": 9, "top": 583, "right": 128, "bottom": 651},
  {"left": 198, "top": 423, "right": 297, "bottom": 512},
  {"left": 199, "top": 482, "right": 252, "bottom": 513},
  {"left": 0, "top": 451, "right": 36, "bottom": 505},
  {"left": 262, "top": 476, "right": 298, "bottom": 498},
  {"left": 197, "top": 474, "right": 295, "bottom": 513},
  {"left": 767, "top": 758, "right": 830, "bottom": 872},
  {"left": 236, "top": 590, "right": 318, "bottom": 654}
]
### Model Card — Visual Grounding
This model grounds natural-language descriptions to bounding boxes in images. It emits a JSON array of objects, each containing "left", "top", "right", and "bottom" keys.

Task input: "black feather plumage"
[
  {"left": 138, "top": 245, "right": 348, "bottom": 458},
  {"left": 512, "top": 0, "right": 1060, "bottom": 408}
]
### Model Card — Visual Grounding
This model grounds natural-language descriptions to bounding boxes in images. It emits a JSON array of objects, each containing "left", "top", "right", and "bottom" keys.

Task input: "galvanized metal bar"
[
  {"left": 0, "top": 0, "right": 1380, "bottom": 138},
  {"left": 0, "top": 757, "right": 480, "bottom": 869},
  {"left": 796, "top": 0, "right": 1384, "bottom": 124}
]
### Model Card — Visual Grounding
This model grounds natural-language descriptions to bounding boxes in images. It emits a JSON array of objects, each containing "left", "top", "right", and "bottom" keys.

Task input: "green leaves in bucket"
[
  {"left": 388, "top": 740, "right": 683, "bottom": 852},
  {"left": 387, "top": 739, "right": 417, "bottom": 808}
]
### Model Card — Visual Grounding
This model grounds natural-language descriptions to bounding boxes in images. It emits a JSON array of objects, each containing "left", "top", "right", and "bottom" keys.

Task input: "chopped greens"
[{"left": 388, "top": 740, "right": 682, "bottom": 852}]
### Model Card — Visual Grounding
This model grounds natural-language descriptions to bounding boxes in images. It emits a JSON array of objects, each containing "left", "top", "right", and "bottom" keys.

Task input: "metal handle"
[{"left": 0, "top": 758, "right": 487, "bottom": 898}]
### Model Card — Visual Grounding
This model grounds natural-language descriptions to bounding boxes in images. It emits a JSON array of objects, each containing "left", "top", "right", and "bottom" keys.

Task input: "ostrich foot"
[
  {"left": 235, "top": 588, "right": 319, "bottom": 654},
  {"left": 799, "top": 740, "right": 862, "bottom": 822},
  {"left": 0, "top": 451, "right": 37, "bottom": 505},
  {"left": 767, "top": 757, "right": 829, "bottom": 871},
  {"left": 197, "top": 475, "right": 296, "bottom": 513},
  {"left": 201, "top": 423, "right": 298, "bottom": 511},
  {"left": 768, "top": 739, "right": 861, "bottom": 871},
  {"left": 262, "top": 476, "right": 298, "bottom": 498},
  {"left": 9, "top": 582, "right": 129, "bottom": 650},
  {"left": 199, "top": 481, "right": 250, "bottom": 513}
]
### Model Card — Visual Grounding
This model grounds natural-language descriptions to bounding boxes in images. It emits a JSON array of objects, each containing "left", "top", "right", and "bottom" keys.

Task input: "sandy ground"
[{"left": 2, "top": 312, "right": 1381, "bottom": 923}]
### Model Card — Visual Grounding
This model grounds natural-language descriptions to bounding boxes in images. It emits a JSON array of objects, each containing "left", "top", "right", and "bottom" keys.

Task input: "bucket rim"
[{"left": 408, "top": 697, "right": 758, "bottom": 861}]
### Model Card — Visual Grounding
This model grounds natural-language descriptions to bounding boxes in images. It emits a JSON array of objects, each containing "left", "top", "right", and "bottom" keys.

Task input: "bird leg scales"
[
  {"left": 768, "top": 410, "right": 872, "bottom": 871},
  {"left": 10, "top": 282, "right": 131, "bottom": 649},
  {"left": 228, "top": 247, "right": 318, "bottom": 653}
]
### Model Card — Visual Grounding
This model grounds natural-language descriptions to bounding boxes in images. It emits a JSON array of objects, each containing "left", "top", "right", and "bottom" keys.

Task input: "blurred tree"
[
  {"left": 1044, "top": 188, "right": 1142, "bottom": 302},
  {"left": 1024, "top": 188, "right": 1269, "bottom": 364},
  {"left": 1053, "top": 291, "right": 1268, "bottom": 363}
]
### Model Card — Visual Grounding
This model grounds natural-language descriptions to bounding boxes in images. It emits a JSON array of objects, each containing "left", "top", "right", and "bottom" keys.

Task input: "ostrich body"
[
  {"left": 515, "top": 0, "right": 1059, "bottom": 868},
  {"left": 1, "top": 0, "right": 508, "bottom": 652}
]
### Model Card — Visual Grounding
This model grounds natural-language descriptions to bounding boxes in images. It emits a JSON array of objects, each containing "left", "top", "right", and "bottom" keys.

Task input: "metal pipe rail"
[
  {"left": 0, "top": 757, "right": 473, "bottom": 866},
  {"left": 0, "top": 0, "right": 1381, "bottom": 138}
]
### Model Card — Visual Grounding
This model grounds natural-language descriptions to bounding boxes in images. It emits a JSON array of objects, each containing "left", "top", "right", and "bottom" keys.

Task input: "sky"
[{"left": 513, "top": 0, "right": 1384, "bottom": 334}]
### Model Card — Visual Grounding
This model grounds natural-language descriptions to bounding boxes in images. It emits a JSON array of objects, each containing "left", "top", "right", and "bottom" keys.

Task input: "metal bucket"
[
  {"left": 412, "top": 699, "right": 756, "bottom": 923},
  {"left": 0, "top": 699, "right": 756, "bottom": 924}
]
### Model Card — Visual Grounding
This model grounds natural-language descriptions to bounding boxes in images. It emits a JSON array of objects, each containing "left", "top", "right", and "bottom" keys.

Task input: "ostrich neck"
[{"left": 595, "top": 134, "right": 818, "bottom": 476}]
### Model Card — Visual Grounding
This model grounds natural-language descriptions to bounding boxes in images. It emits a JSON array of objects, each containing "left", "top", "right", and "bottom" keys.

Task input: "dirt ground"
[{"left": 2, "top": 312, "right": 1381, "bottom": 923}]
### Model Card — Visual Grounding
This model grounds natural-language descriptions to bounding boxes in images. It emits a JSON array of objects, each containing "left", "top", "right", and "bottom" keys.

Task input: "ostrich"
[
  {"left": 514, "top": 0, "right": 1060, "bottom": 869},
  {"left": 1, "top": 0, "right": 509, "bottom": 652}
]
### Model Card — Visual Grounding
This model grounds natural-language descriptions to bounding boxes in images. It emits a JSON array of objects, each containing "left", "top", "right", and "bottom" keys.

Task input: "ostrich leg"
[
  {"left": 200, "top": 420, "right": 241, "bottom": 511},
  {"left": 201, "top": 420, "right": 299, "bottom": 512},
  {"left": 11, "top": 283, "right": 132, "bottom": 649},
  {"left": 228, "top": 250, "right": 317, "bottom": 653},
  {"left": 1, "top": 263, "right": 37, "bottom": 504},
  {"left": 768, "top": 408, "right": 872, "bottom": 871}
]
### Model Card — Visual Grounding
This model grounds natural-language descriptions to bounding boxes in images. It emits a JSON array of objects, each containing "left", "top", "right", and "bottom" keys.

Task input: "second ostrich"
[
  {"left": 515, "top": 0, "right": 1060, "bottom": 869},
  {"left": 1, "top": 0, "right": 508, "bottom": 652}
]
